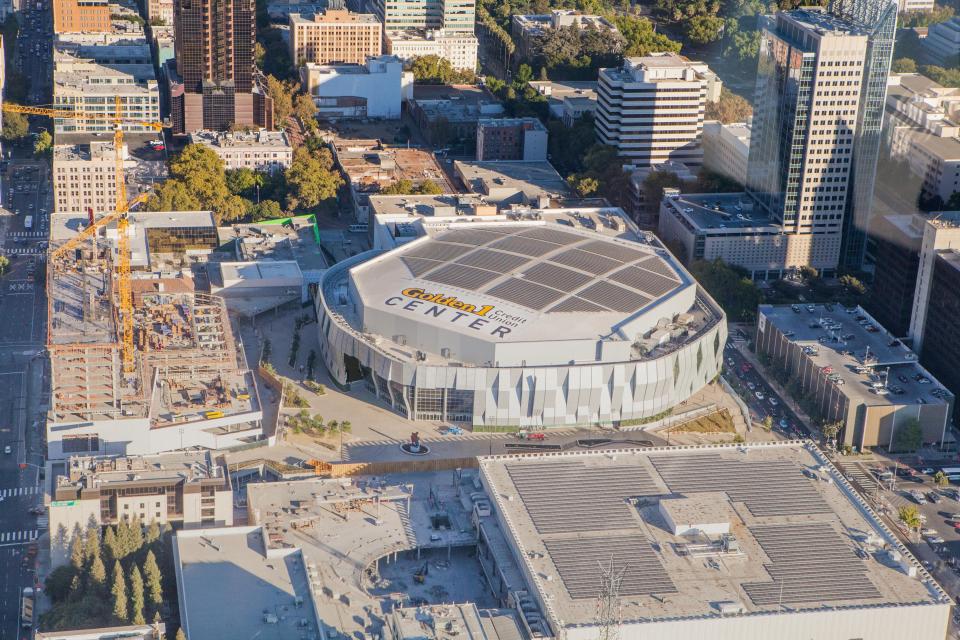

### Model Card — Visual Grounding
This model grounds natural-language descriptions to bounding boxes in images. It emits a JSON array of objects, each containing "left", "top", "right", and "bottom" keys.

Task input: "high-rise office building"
[
  {"left": 658, "top": 0, "right": 897, "bottom": 277},
  {"left": 367, "top": 0, "right": 474, "bottom": 33},
  {"left": 169, "top": 0, "right": 273, "bottom": 133}
]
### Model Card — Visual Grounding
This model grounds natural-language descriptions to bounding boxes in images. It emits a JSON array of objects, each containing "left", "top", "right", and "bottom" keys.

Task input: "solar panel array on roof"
[
  {"left": 487, "top": 278, "right": 565, "bottom": 310},
  {"left": 742, "top": 523, "right": 881, "bottom": 605},
  {"left": 545, "top": 535, "right": 678, "bottom": 600},
  {"left": 609, "top": 266, "right": 679, "bottom": 299},
  {"left": 650, "top": 454, "right": 831, "bottom": 517},
  {"left": 427, "top": 263, "right": 502, "bottom": 290},
  {"left": 505, "top": 460, "right": 660, "bottom": 533},
  {"left": 389, "top": 224, "right": 685, "bottom": 316}
]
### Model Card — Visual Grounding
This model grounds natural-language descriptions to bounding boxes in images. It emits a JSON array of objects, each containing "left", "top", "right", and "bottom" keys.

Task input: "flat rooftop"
[
  {"left": 662, "top": 192, "right": 780, "bottom": 232},
  {"left": 174, "top": 526, "right": 321, "bottom": 640},
  {"left": 759, "top": 304, "right": 953, "bottom": 408},
  {"left": 217, "top": 218, "right": 330, "bottom": 272},
  {"left": 391, "top": 605, "right": 523, "bottom": 640},
  {"left": 480, "top": 443, "right": 948, "bottom": 628},
  {"left": 782, "top": 7, "right": 870, "bottom": 36},
  {"left": 454, "top": 161, "right": 571, "bottom": 203}
]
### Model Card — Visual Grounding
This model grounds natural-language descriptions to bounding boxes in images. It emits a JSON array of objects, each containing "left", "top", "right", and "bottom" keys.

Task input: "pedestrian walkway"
[
  {"left": 837, "top": 461, "right": 880, "bottom": 494},
  {"left": 0, "top": 486, "right": 40, "bottom": 498},
  {"left": 7, "top": 231, "right": 45, "bottom": 237},
  {"left": 1, "top": 246, "right": 45, "bottom": 255},
  {"left": 0, "top": 530, "right": 38, "bottom": 543}
]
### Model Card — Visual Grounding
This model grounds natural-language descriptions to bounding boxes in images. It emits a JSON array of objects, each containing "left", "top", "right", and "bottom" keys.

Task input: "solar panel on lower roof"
[
  {"left": 547, "top": 297, "right": 608, "bottom": 313},
  {"left": 650, "top": 454, "right": 831, "bottom": 517},
  {"left": 406, "top": 241, "right": 473, "bottom": 263},
  {"left": 742, "top": 522, "right": 881, "bottom": 605},
  {"left": 426, "top": 263, "right": 501, "bottom": 290},
  {"left": 400, "top": 256, "right": 443, "bottom": 277},
  {"left": 578, "top": 239, "right": 648, "bottom": 264},
  {"left": 544, "top": 535, "right": 678, "bottom": 600},
  {"left": 505, "top": 460, "right": 660, "bottom": 533},
  {"left": 489, "top": 235, "right": 560, "bottom": 257},
  {"left": 578, "top": 281, "right": 650, "bottom": 313},
  {"left": 550, "top": 249, "right": 622, "bottom": 275},
  {"left": 608, "top": 266, "right": 679, "bottom": 299},
  {"left": 517, "top": 226, "right": 582, "bottom": 245},
  {"left": 486, "top": 278, "right": 565, "bottom": 310},
  {"left": 520, "top": 262, "right": 593, "bottom": 293}
]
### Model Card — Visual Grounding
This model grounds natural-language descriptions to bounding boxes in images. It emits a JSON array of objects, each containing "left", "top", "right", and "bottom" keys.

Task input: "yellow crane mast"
[{"left": 3, "top": 98, "right": 166, "bottom": 374}]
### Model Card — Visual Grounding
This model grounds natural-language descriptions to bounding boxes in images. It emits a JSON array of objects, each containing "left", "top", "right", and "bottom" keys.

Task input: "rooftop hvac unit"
[
  {"left": 440, "top": 348, "right": 451, "bottom": 358},
  {"left": 393, "top": 335, "right": 407, "bottom": 346}
]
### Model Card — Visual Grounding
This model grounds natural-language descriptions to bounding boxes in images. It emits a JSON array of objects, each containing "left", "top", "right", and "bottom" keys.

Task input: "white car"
[
  {"left": 921, "top": 528, "right": 938, "bottom": 537},
  {"left": 2, "top": 445, "right": 10, "bottom": 454},
  {"left": 768, "top": 397, "right": 779, "bottom": 406},
  {"left": 755, "top": 391, "right": 765, "bottom": 401}
]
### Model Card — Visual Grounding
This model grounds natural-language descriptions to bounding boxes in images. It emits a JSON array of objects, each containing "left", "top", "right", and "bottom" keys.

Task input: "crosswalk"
[
  {"left": 7, "top": 231, "right": 46, "bottom": 238},
  {"left": 0, "top": 486, "right": 40, "bottom": 498},
  {"left": 838, "top": 462, "right": 880, "bottom": 493},
  {"left": 1, "top": 246, "right": 45, "bottom": 255},
  {"left": 0, "top": 530, "right": 38, "bottom": 543}
]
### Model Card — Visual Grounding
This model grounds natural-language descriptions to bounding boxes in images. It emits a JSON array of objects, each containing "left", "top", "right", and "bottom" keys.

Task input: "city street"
[{"left": 0, "top": 4, "right": 53, "bottom": 636}]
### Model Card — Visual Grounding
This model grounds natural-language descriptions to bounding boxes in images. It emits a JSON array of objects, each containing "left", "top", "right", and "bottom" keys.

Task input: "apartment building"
[
  {"left": 702, "top": 120, "right": 751, "bottom": 185},
  {"left": 49, "top": 451, "right": 233, "bottom": 564},
  {"left": 289, "top": 10, "right": 381, "bottom": 66},
  {"left": 385, "top": 28, "right": 477, "bottom": 70},
  {"left": 53, "top": 0, "right": 110, "bottom": 33},
  {"left": 53, "top": 141, "right": 134, "bottom": 215},
  {"left": 595, "top": 53, "right": 720, "bottom": 167},
  {"left": 190, "top": 129, "right": 294, "bottom": 173},
  {"left": 53, "top": 60, "right": 160, "bottom": 134},
  {"left": 366, "top": 0, "right": 474, "bottom": 33},
  {"left": 885, "top": 73, "right": 960, "bottom": 204},
  {"left": 145, "top": 0, "right": 174, "bottom": 26},
  {"left": 475, "top": 118, "right": 548, "bottom": 161}
]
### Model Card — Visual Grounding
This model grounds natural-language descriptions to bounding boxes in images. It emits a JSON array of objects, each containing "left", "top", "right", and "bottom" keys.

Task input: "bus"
[
  {"left": 940, "top": 467, "right": 960, "bottom": 481},
  {"left": 24, "top": 215, "right": 33, "bottom": 230},
  {"left": 21, "top": 587, "right": 33, "bottom": 628}
]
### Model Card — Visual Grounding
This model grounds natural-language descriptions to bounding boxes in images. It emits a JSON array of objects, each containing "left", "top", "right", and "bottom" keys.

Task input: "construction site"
[{"left": 46, "top": 220, "right": 263, "bottom": 459}]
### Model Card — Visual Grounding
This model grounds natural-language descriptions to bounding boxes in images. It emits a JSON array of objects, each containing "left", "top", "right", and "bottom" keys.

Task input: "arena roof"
[
  {"left": 479, "top": 443, "right": 948, "bottom": 628},
  {"left": 349, "top": 222, "right": 694, "bottom": 344}
]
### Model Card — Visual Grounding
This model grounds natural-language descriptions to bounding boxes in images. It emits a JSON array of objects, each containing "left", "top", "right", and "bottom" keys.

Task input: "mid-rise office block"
[
  {"left": 385, "top": 29, "right": 477, "bottom": 70},
  {"left": 476, "top": 117, "right": 547, "bottom": 161},
  {"left": 512, "top": 11, "right": 620, "bottom": 62},
  {"left": 53, "top": 0, "right": 110, "bottom": 33},
  {"left": 190, "top": 129, "right": 293, "bottom": 172},
  {"left": 53, "top": 142, "right": 133, "bottom": 216},
  {"left": 53, "top": 60, "right": 160, "bottom": 134},
  {"left": 49, "top": 451, "right": 233, "bottom": 565},
  {"left": 596, "top": 53, "right": 720, "bottom": 167},
  {"left": 289, "top": 10, "right": 381, "bottom": 66},
  {"left": 923, "top": 16, "right": 960, "bottom": 66},
  {"left": 170, "top": 0, "right": 273, "bottom": 133},
  {"left": 367, "top": 0, "right": 474, "bottom": 33}
]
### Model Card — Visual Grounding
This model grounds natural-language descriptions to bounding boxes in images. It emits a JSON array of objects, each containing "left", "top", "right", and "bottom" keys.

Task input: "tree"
[
  {"left": 762, "top": 415, "right": 773, "bottom": 430},
  {"left": 103, "top": 526, "right": 119, "bottom": 566},
  {"left": 70, "top": 534, "right": 86, "bottom": 572},
  {"left": 893, "top": 418, "right": 923, "bottom": 452},
  {"left": 0, "top": 255, "right": 9, "bottom": 276},
  {"left": 568, "top": 174, "right": 599, "bottom": 197},
  {"left": 284, "top": 146, "right": 343, "bottom": 210},
  {"left": 892, "top": 57, "right": 917, "bottom": 73},
  {"left": 689, "top": 259, "right": 764, "bottom": 321},
  {"left": 724, "top": 26, "right": 761, "bottom": 63},
  {"left": 144, "top": 550, "right": 163, "bottom": 609},
  {"left": 143, "top": 179, "right": 202, "bottom": 213},
  {"left": 129, "top": 517, "right": 144, "bottom": 553},
  {"left": 33, "top": 130, "right": 52, "bottom": 157},
  {"left": 250, "top": 199, "right": 283, "bottom": 221},
  {"left": 821, "top": 420, "right": 842, "bottom": 442},
  {"left": 416, "top": 179, "right": 444, "bottom": 195},
  {"left": 921, "top": 65, "right": 960, "bottom": 89},
  {"left": 612, "top": 14, "right": 682, "bottom": 57},
  {"left": 409, "top": 55, "right": 476, "bottom": 84},
  {"left": 129, "top": 565, "right": 146, "bottom": 625},
  {"left": 2, "top": 111, "right": 28, "bottom": 142},
  {"left": 934, "top": 470, "right": 950, "bottom": 488},
  {"left": 898, "top": 504, "right": 923, "bottom": 538},
  {"left": 145, "top": 520, "right": 161, "bottom": 546},
  {"left": 89, "top": 553, "right": 107, "bottom": 588},
  {"left": 169, "top": 144, "right": 229, "bottom": 209},
  {"left": 45, "top": 565, "right": 76, "bottom": 604},
  {"left": 294, "top": 92, "right": 317, "bottom": 124},
  {"left": 226, "top": 168, "right": 263, "bottom": 198},
  {"left": 176, "top": 628, "right": 187, "bottom": 640},
  {"left": 899, "top": 3, "right": 954, "bottom": 28},
  {"left": 687, "top": 15, "right": 726, "bottom": 43},
  {"left": 948, "top": 191, "right": 960, "bottom": 210},
  {"left": 266, "top": 75, "right": 295, "bottom": 125},
  {"left": 111, "top": 561, "right": 128, "bottom": 622},
  {"left": 705, "top": 87, "right": 753, "bottom": 124}
]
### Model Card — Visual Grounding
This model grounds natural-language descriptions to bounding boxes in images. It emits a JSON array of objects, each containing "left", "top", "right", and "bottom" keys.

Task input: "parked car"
[{"left": 755, "top": 391, "right": 765, "bottom": 401}]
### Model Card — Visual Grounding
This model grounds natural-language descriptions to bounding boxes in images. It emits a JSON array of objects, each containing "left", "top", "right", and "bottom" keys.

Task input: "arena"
[{"left": 316, "top": 208, "right": 726, "bottom": 428}]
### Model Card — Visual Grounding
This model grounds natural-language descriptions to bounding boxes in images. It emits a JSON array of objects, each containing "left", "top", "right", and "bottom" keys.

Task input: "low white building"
[
  {"left": 189, "top": 129, "right": 293, "bottom": 173},
  {"left": 300, "top": 55, "right": 412, "bottom": 119},
  {"left": 385, "top": 29, "right": 478, "bottom": 71},
  {"left": 702, "top": 120, "right": 751, "bottom": 185}
]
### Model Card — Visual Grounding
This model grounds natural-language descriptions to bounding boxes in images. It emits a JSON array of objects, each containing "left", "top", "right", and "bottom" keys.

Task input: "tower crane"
[{"left": 3, "top": 97, "right": 167, "bottom": 374}]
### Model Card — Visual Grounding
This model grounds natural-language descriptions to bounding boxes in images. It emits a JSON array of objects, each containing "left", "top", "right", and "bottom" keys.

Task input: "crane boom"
[{"left": 5, "top": 100, "right": 168, "bottom": 375}]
